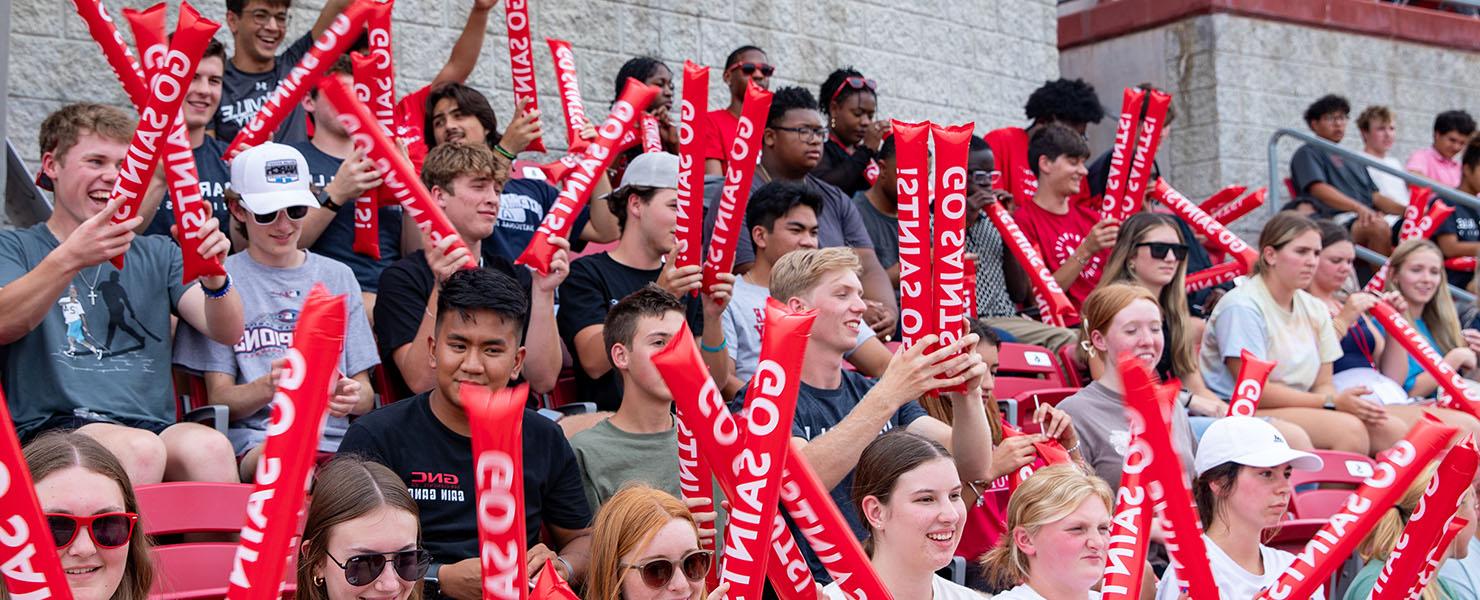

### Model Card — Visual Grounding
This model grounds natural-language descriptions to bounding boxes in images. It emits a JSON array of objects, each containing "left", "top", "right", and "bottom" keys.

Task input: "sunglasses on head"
[
  {"left": 327, "top": 549, "right": 432, "bottom": 587},
  {"left": 829, "top": 76, "right": 878, "bottom": 104},
  {"left": 1136, "top": 241, "right": 1189, "bottom": 261},
  {"left": 251, "top": 205, "right": 311, "bottom": 225},
  {"left": 727, "top": 62, "right": 775, "bottom": 78},
  {"left": 46, "top": 512, "right": 137, "bottom": 550},
  {"left": 621, "top": 549, "right": 712, "bottom": 589}
]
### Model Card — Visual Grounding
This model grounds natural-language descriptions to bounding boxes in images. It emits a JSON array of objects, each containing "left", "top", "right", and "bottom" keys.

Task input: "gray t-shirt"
[
  {"left": 850, "top": 191, "right": 898, "bottom": 269},
  {"left": 568, "top": 419, "right": 682, "bottom": 511},
  {"left": 212, "top": 34, "right": 313, "bottom": 145},
  {"left": 0, "top": 224, "right": 189, "bottom": 436},
  {"left": 703, "top": 174, "right": 874, "bottom": 268},
  {"left": 721, "top": 276, "right": 873, "bottom": 384},
  {"left": 1058, "top": 381, "right": 1198, "bottom": 491},
  {"left": 173, "top": 251, "right": 379, "bottom": 454}
]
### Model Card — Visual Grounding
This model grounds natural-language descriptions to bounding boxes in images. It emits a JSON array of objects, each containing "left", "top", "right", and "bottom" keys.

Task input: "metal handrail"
[
  {"left": 1265, "top": 127, "right": 1480, "bottom": 212},
  {"left": 1353, "top": 244, "right": 1476, "bottom": 304}
]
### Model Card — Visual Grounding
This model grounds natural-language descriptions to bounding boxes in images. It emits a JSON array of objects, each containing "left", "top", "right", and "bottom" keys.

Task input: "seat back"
[
  {"left": 1289, "top": 450, "right": 1375, "bottom": 489},
  {"left": 996, "top": 343, "right": 1062, "bottom": 383},
  {"left": 1003, "top": 387, "right": 1080, "bottom": 433},
  {"left": 138, "top": 483, "right": 299, "bottom": 599},
  {"left": 1292, "top": 489, "right": 1357, "bottom": 520}
]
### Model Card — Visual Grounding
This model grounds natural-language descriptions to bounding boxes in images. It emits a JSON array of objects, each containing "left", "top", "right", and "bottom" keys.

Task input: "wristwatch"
[
  {"left": 318, "top": 188, "right": 344, "bottom": 212},
  {"left": 423, "top": 562, "right": 442, "bottom": 596}
]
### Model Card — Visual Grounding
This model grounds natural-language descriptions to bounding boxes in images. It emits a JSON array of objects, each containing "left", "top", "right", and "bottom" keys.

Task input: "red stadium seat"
[
  {"left": 138, "top": 482, "right": 299, "bottom": 599},
  {"left": 993, "top": 342, "right": 1067, "bottom": 400},
  {"left": 1057, "top": 344, "right": 1084, "bottom": 387},
  {"left": 1292, "top": 489, "right": 1357, "bottom": 520},
  {"left": 1287, "top": 450, "right": 1374, "bottom": 520},
  {"left": 998, "top": 387, "right": 1080, "bottom": 431}
]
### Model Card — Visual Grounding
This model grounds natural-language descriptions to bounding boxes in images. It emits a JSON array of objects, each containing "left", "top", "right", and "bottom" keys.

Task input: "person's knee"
[
  {"left": 1269, "top": 418, "right": 1314, "bottom": 451},
  {"left": 1318, "top": 413, "right": 1371, "bottom": 455},
  {"left": 80, "top": 425, "right": 167, "bottom": 484},
  {"left": 161, "top": 424, "right": 237, "bottom": 482}
]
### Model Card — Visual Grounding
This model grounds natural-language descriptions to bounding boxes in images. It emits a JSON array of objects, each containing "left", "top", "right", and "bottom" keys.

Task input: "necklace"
[{"left": 80, "top": 266, "right": 104, "bottom": 306}]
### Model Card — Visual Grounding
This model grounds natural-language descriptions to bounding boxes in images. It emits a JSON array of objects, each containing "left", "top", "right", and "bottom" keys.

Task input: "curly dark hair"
[
  {"left": 725, "top": 45, "right": 765, "bottom": 69},
  {"left": 1024, "top": 78, "right": 1105, "bottom": 126},
  {"left": 1303, "top": 94, "right": 1350, "bottom": 125},
  {"left": 767, "top": 86, "right": 819, "bottom": 128},
  {"left": 1435, "top": 109, "right": 1477, "bottom": 136},
  {"left": 819, "top": 67, "right": 873, "bottom": 114}
]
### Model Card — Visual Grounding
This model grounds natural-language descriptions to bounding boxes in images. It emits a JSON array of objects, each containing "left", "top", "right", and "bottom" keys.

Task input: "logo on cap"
[{"left": 264, "top": 159, "right": 300, "bottom": 184}]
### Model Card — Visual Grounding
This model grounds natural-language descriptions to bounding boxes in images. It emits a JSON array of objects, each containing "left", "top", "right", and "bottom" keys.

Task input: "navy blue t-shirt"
[
  {"left": 144, "top": 136, "right": 232, "bottom": 238},
  {"left": 1437, "top": 203, "right": 1480, "bottom": 289},
  {"left": 291, "top": 141, "right": 403, "bottom": 292},
  {"left": 731, "top": 370, "right": 928, "bottom": 583},
  {"left": 485, "top": 177, "right": 590, "bottom": 263}
]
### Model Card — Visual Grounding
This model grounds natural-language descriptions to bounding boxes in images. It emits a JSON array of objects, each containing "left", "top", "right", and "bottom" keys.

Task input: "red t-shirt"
[
  {"left": 984, "top": 127, "right": 1037, "bottom": 205},
  {"left": 394, "top": 85, "right": 432, "bottom": 173},
  {"left": 701, "top": 108, "right": 741, "bottom": 167},
  {"left": 1014, "top": 196, "right": 1107, "bottom": 306}
]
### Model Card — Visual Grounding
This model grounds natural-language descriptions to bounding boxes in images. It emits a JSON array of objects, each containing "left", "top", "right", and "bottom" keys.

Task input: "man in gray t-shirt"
[
  {"left": 175, "top": 142, "right": 378, "bottom": 480},
  {"left": 213, "top": 0, "right": 352, "bottom": 143}
]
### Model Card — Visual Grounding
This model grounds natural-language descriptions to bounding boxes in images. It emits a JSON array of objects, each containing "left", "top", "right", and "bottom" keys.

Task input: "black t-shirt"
[
  {"left": 144, "top": 136, "right": 232, "bottom": 238},
  {"left": 556, "top": 252, "right": 703, "bottom": 411},
  {"left": 291, "top": 141, "right": 404, "bottom": 293},
  {"left": 812, "top": 138, "right": 876, "bottom": 197},
  {"left": 730, "top": 369, "right": 927, "bottom": 582},
  {"left": 373, "top": 252, "right": 532, "bottom": 400},
  {"left": 1290, "top": 143, "right": 1378, "bottom": 216},
  {"left": 337, "top": 393, "right": 592, "bottom": 566},
  {"left": 485, "top": 177, "right": 590, "bottom": 263},
  {"left": 1438, "top": 203, "right": 1480, "bottom": 289},
  {"left": 213, "top": 34, "right": 313, "bottom": 144}
]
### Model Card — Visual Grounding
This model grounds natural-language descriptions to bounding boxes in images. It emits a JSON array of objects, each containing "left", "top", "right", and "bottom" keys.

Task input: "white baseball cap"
[
  {"left": 230, "top": 142, "right": 319, "bottom": 214},
  {"left": 1193, "top": 416, "right": 1324, "bottom": 476},
  {"left": 618, "top": 152, "right": 680, "bottom": 189}
]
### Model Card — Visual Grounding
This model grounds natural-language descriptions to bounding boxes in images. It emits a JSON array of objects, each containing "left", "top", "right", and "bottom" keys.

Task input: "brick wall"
[
  {"left": 6, "top": 0, "right": 1059, "bottom": 177},
  {"left": 1063, "top": 12, "right": 1480, "bottom": 238}
]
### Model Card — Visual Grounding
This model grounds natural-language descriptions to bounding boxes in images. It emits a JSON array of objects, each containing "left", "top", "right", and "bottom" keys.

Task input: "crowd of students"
[{"left": 10, "top": 0, "right": 1480, "bottom": 598}]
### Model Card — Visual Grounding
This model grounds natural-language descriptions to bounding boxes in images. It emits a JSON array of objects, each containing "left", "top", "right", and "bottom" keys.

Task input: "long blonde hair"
[
  {"left": 1098, "top": 213, "right": 1194, "bottom": 377},
  {"left": 1354, "top": 463, "right": 1450, "bottom": 600},
  {"left": 1385, "top": 239, "right": 1463, "bottom": 354},
  {"left": 587, "top": 485, "right": 704, "bottom": 600},
  {"left": 978, "top": 465, "right": 1113, "bottom": 592}
]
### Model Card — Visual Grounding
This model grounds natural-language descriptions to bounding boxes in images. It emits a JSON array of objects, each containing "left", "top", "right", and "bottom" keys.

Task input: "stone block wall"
[
  {"left": 1063, "top": 12, "right": 1480, "bottom": 238},
  {"left": 6, "top": 0, "right": 1060, "bottom": 176}
]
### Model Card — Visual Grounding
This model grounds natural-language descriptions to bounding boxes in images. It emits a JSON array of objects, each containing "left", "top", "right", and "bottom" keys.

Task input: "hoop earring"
[{"left": 314, "top": 576, "right": 325, "bottom": 587}]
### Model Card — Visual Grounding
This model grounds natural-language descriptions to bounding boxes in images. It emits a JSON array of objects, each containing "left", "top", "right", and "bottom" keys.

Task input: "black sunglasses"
[
  {"left": 728, "top": 62, "right": 775, "bottom": 77},
  {"left": 327, "top": 549, "right": 432, "bottom": 586},
  {"left": 46, "top": 512, "right": 137, "bottom": 549},
  {"left": 251, "top": 205, "right": 311, "bottom": 225},
  {"left": 1136, "top": 241, "right": 1189, "bottom": 261},
  {"left": 621, "top": 549, "right": 712, "bottom": 589}
]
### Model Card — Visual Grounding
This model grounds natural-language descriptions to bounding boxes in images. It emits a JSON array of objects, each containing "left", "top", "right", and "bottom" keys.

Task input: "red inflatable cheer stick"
[
  {"left": 464, "top": 382, "right": 531, "bottom": 600},
  {"left": 518, "top": 79, "right": 659, "bottom": 275},
  {"left": 931, "top": 122, "right": 974, "bottom": 391},
  {"left": 547, "top": 38, "right": 591, "bottom": 154},
  {"left": 1255, "top": 414, "right": 1456, "bottom": 600},
  {"left": 0, "top": 386, "right": 75, "bottom": 600},
  {"left": 894, "top": 120, "right": 934, "bottom": 348},
  {"left": 984, "top": 202, "right": 1078, "bottom": 326},
  {"left": 504, "top": 0, "right": 545, "bottom": 152},
  {"left": 226, "top": 285, "right": 346, "bottom": 600},
  {"left": 1197, "top": 185, "right": 1247, "bottom": 215},
  {"left": 674, "top": 61, "right": 709, "bottom": 273},
  {"left": 319, "top": 78, "right": 477, "bottom": 270},
  {"left": 1227, "top": 349, "right": 1275, "bottom": 417},
  {"left": 702, "top": 82, "right": 774, "bottom": 294},
  {"left": 1370, "top": 302, "right": 1480, "bottom": 419},
  {"left": 1370, "top": 437, "right": 1477, "bottom": 600}
]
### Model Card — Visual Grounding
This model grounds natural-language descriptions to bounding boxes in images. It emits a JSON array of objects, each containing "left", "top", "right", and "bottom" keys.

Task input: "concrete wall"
[
  {"left": 1062, "top": 12, "right": 1480, "bottom": 238},
  {"left": 5, "top": 0, "right": 1059, "bottom": 177}
]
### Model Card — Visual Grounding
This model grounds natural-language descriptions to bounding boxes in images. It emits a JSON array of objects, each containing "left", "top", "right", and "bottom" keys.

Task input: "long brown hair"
[
  {"left": 1254, "top": 212, "right": 1321, "bottom": 278},
  {"left": 298, "top": 457, "right": 423, "bottom": 600},
  {"left": 21, "top": 432, "right": 154, "bottom": 600},
  {"left": 852, "top": 431, "right": 954, "bottom": 555},
  {"left": 1385, "top": 239, "right": 1463, "bottom": 354},
  {"left": 587, "top": 485, "right": 703, "bottom": 600},
  {"left": 1098, "top": 212, "right": 1194, "bottom": 377}
]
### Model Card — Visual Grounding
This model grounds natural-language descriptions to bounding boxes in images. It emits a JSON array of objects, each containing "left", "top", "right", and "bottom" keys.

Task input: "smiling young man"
[
  {"left": 141, "top": 38, "right": 234, "bottom": 241},
  {"left": 0, "top": 103, "right": 242, "bottom": 484},
  {"left": 214, "top": 0, "right": 352, "bottom": 143},
  {"left": 1013, "top": 124, "right": 1105, "bottom": 311},
  {"left": 983, "top": 78, "right": 1105, "bottom": 206},
  {"left": 373, "top": 143, "right": 563, "bottom": 400},
  {"left": 1407, "top": 109, "right": 1476, "bottom": 188},
  {"left": 422, "top": 82, "right": 619, "bottom": 261},
  {"left": 173, "top": 142, "right": 378, "bottom": 481},
  {"left": 341, "top": 267, "right": 593, "bottom": 599},
  {"left": 732, "top": 247, "right": 992, "bottom": 582}
]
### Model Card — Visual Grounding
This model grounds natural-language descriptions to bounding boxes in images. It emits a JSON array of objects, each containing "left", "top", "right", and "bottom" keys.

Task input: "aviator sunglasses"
[
  {"left": 327, "top": 549, "right": 433, "bottom": 586},
  {"left": 621, "top": 549, "right": 713, "bottom": 589}
]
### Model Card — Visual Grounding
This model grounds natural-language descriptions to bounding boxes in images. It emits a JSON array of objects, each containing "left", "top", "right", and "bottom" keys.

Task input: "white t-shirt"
[
  {"left": 721, "top": 275, "right": 874, "bottom": 382},
  {"left": 1200, "top": 275, "right": 1343, "bottom": 398},
  {"left": 1363, "top": 151, "right": 1411, "bottom": 209},
  {"left": 992, "top": 584, "right": 1100, "bottom": 599},
  {"left": 1154, "top": 534, "right": 1322, "bottom": 600},
  {"left": 821, "top": 575, "right": 988, "bottom": 600}
]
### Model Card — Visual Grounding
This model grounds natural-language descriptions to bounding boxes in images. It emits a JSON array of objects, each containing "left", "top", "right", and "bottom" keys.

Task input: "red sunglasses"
[
  {"left": 46, "top": 512, "right": 138, "bottom": 549},
  {"left": 829, "top": 76, "right": 878, "bottom": 104}
]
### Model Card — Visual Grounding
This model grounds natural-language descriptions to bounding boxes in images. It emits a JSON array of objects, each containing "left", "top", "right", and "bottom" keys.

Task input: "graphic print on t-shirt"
[
  {"left": 54, "top": 274, "right": 163, "bottom": 369},
  {"left": 1049, "top": 230, "right": 1102, "bottom": 280},
  {"left": 408, "top": 469, "right": 468, "bottom": 503},
  {"left": 235, "top": 305, "right": 299, "bottom": 359}
]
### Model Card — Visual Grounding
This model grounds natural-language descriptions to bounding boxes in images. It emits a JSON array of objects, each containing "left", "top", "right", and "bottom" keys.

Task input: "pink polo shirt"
[{"left": 1406, "top": 146, "right": 1462, "bottom": 188}]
